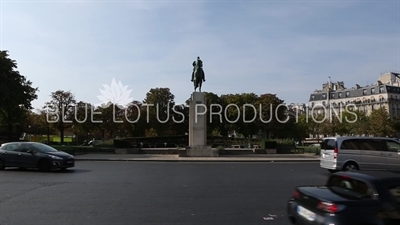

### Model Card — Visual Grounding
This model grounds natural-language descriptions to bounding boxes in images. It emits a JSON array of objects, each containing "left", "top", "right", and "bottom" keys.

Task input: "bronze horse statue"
[{"left": 191, "top": 57, "right": 205, "bottom": 92}]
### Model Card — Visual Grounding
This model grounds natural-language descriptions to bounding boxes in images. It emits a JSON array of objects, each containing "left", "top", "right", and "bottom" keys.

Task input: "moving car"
[
  {"left": 0, "top": 142, "right": 74, "bottom": 171},
  {"left": 320, "top": 136, "right": 400, "bottom": 173},
  {"left": 287, "top": 171, "right": 400, "bottom": 225}
]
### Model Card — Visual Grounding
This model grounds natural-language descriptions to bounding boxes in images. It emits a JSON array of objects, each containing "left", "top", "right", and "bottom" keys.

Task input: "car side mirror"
[{"left": 25, "top": 149, "right": 33, "bottom": 154}]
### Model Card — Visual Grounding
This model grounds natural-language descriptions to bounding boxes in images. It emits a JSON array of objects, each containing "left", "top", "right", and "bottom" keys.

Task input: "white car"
[{"left": 309, "top": 143, "right": 320, "bottom": 147}]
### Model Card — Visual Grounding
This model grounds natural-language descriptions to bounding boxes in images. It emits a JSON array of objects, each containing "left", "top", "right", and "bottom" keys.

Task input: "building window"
[
  {"left": 331, "top": 93, "right": 335, "bottom": 98},
  {"left": 346, "top": 91, "right": 350, "bottom": 97},
  {"left": 363, "top": 89, "right": 367, "bottom": 95},
  {"left": 379, "top": 86, "right": 384, "bottom": 93},
  {"left": 338, "top": 92, "right": 342, "bottom": 98},
  {"left": 311, "top": 95, "right": 315, "bottom": 100},
  {"left": 322, "top": 94, "right": 326, "bottom": 99},
  {"left": 371, "top": 88, "right": 375, "bottom": 94}
]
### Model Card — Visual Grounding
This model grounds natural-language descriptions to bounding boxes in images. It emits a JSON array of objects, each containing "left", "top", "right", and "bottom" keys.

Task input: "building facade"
[{"left": 308, "top": 72, "right": 400, "bottom": 119}]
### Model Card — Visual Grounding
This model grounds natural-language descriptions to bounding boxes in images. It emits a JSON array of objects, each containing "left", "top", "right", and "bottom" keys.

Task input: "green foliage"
[
  {"left": 143, "top": 87, "right": 181, "bottom": 136},
  {"left": 17, "top": 78, "right": 400, "bottom": 144},
  {"left": 44, "top": 90, "right": 76, "bottom": 144},
  {"left": 368, "top": 107, "right": 394, "bottom": 136},
  {"left": 0, "top": 51, "right": 38, "bottom": 139},
  {"left": 216, "top": 146, "right": 225, "bottom": 151}
]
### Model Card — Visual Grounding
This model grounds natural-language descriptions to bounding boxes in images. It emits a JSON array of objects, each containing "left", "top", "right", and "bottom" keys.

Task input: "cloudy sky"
[{"left": 1, "top": 0, "right": 399, "bottom": 110}]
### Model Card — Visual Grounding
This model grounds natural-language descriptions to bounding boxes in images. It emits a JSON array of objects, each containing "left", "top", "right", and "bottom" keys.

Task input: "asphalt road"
[{"left": 0, "top": 161, "right": 330, "bottom": 225}]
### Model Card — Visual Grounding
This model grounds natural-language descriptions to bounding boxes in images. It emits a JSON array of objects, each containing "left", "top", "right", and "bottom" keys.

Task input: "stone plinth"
[
  {"left": 181, "top": 92, "right": 219, "bottom": 157},
  {"left": 189, "top": 92, "right": 207, "bottom": 146}
]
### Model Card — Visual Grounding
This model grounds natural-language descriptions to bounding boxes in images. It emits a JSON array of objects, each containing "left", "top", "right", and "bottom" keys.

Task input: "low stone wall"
[
  {"left": 179, "top": 146, "right": 219, "bottom": 157},
  {"left": 115, "top": 148, "right": 140, "bottom": 154},
  {"left": 140, "top": 148, "right": 179, "bottom": 154},
  {"left": 114, "top": 147, "right": 277, "bottom": 155}
]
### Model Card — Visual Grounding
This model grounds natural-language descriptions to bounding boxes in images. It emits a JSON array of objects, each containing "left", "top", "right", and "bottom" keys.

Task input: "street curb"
[{"left": 74, "top": 159, "right": 320, "bottom": 162}]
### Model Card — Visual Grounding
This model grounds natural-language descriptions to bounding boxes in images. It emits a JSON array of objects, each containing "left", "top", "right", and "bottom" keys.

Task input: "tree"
[
  {"left": 0, "top": 50, "right": 38, "bottom": 140},
  {"left": 169, "top": 104, "right": 189, "bottom": 135},
  {"left": 26, "top": 110, "right": 56, "bottom": 135},
  {"left": 121, "top": 100, "right": 146, "bottom": 137},
  {"left": 239, "top": 93, "right": 261, "bottom": 138},
  {"left": 204, "top": 92, "right": 222, "bottom": 136},
  {"left": 73, "top": 101, "right": 96, "bottom": 141},
  {"left": 94, "top": 103, "right": 125, "bottom": 139},
  {"left": 220, "top": 93, "right": 259, "bottom": 138},
  {"left": 216, "top": 94, "right": 236, "bottom": 136},
  {"left": 285, "top": 114, "right": 309, "bottom": 141},
  {"left": 319, "top": 112, "right": 343, "bottom": 137},
  {"left": 340, "top": 109, "right": 368, "bottom": 136},
  {"left": 368, "top": 107, "right": 394, "bottom": 137},
  {"left": 44, "top": 90, "right": 76, "bottom": 144},
  {"left": 256, "top": 93, "right": 286, "bottom": 138},
  {"left": 143, "top": 88, "right": 175, "bottom": 136}
]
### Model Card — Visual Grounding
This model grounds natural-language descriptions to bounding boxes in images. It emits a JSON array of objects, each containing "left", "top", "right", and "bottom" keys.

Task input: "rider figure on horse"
[{"left": 191, "top": 56, "right": 205, "bottom": 82}]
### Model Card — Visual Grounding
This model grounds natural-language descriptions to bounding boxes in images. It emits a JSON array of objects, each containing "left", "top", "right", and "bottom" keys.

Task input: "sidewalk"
[{"left": 74, "top": 153, "right": 320, "bottom": 162}]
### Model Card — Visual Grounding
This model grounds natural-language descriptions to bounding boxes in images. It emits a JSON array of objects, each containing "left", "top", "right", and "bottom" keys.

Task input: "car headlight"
[{"left": 49, "top": 155, "right": 63, "bottom": 160}]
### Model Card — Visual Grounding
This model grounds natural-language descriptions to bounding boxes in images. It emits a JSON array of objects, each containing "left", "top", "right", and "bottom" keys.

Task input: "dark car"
[
  {"left": 287, "top": 171, "right": 400, "bottom": 225},
  {"left": 0, "top": 142, "right": 75, "bottom": 171}
]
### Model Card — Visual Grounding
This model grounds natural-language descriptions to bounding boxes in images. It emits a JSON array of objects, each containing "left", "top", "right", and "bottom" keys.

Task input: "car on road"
[
  {"left": 309, "top": 143, "right": 321, "bottom": 147},
  {"left": 0, "top": 142, "right": 74, "bottom": 171},
  {"left": 287, "top": 171, "right": 400, "bottom": 225},
  {"left": 320, "top": 136, "right": 400, "bottom": 173}
]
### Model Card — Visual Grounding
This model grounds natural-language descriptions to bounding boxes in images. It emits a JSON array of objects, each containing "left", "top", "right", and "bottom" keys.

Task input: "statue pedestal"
[{"left": 180, "top": 92, "right": 218, "bottom": 157}]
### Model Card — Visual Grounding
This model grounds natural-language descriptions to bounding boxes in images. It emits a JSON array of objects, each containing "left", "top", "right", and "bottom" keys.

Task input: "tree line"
[{"left": 1, "top": 50, "right": 399, "bottom": 144}]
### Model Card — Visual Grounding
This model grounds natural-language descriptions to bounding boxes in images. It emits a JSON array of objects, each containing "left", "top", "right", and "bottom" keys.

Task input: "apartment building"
[{"left": 308, "top": 72, "right": 400, "bottom": 119}]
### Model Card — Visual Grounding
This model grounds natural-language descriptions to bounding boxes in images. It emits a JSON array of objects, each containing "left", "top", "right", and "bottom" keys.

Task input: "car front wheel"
[{"left": 342, "top": 162, "right": 359, "bottom": 171}]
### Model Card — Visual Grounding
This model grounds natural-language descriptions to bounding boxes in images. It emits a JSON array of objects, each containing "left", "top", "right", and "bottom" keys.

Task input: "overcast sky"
[{"left": 1, "top": 0, "right": 399, "bottom": 110}]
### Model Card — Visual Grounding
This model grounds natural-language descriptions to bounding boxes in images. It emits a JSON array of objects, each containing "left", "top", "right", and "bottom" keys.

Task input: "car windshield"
[
  {"left": 327, "top": 175, "right": 373, "bottom": 199},
  {"left": 32, "top": 143, "right": 59, "bottom": 153}
]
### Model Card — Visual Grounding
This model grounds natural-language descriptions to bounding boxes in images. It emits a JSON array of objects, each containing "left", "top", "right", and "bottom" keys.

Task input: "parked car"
[
  {"left": 0, "top": 142, "right": 74, "bottom": 171},
  {"left": 320, "top": 136, "right": 400, "bottom": 173},
  {"left": 81, "top": 139, "right": 102, "bottom": 146},
  {"left": 309, "top": 143, "right": 321, "bottom": 147},
  {"left": 287, "top": 171, "right": 400, "bottom": 225}
]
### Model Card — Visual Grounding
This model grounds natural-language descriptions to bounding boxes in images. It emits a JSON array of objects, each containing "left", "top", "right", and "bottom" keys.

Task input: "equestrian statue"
[{"left": 191, "top": 56, "right": 205, "bottom": 92}]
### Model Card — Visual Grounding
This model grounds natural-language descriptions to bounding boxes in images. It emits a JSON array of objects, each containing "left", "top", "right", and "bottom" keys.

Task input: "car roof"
[
  {"left": 1, "top": 141, "right": 41, "bottom": 146},
  {"left": 323, "top": 136, "right": 398, "bottom": 141},
  {"left": 2, "top": 141, "right": 37, "bottom": 144},
  {"left": 334, "top": 171, "right": 400, "bottom": 182}
]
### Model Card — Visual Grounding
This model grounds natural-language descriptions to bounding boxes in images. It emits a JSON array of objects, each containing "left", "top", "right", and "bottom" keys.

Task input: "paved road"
[{"left": 0, "top": 161, "right": 329, "bottom": 225}]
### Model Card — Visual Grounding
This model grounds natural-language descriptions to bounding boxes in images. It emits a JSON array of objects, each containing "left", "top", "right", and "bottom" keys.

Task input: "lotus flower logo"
[{"left": 97, "top": 78, "right": 134, "bottom": 109}]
